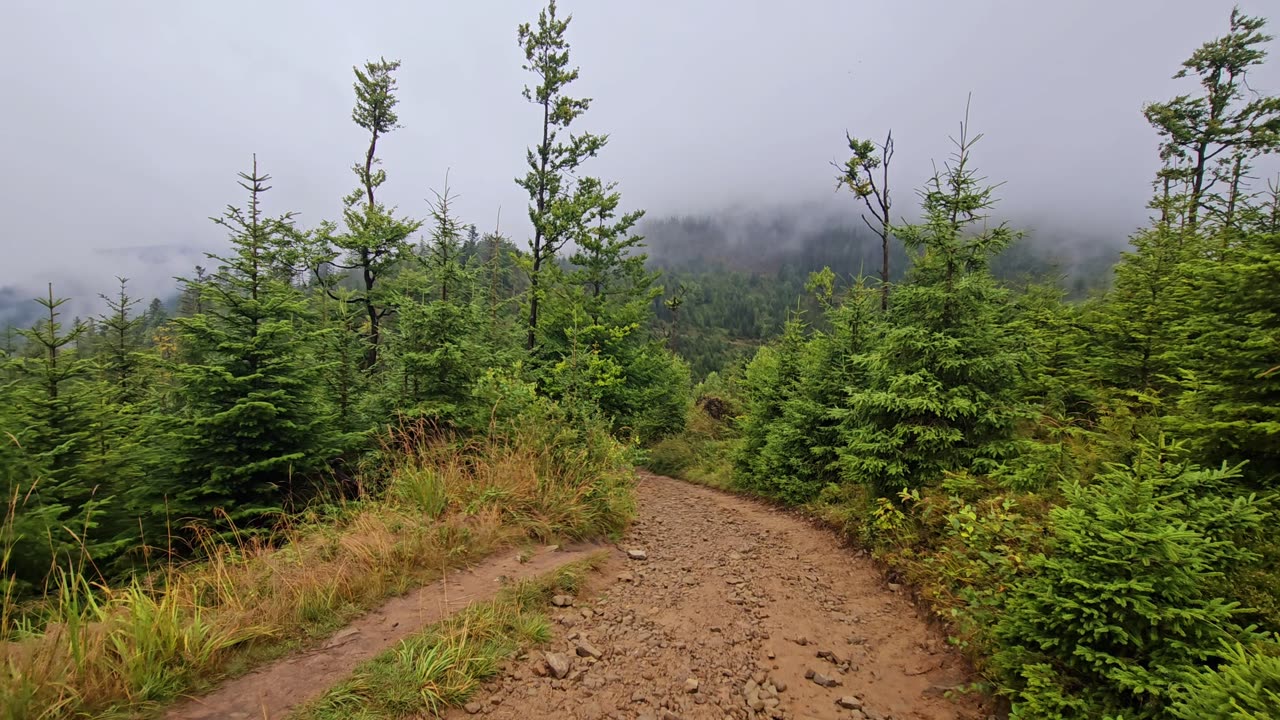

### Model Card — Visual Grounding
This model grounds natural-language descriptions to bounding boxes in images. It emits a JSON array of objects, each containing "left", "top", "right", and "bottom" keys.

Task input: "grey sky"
[{"left": 2, "top": 0, "right": 1277, "bottom": 306}]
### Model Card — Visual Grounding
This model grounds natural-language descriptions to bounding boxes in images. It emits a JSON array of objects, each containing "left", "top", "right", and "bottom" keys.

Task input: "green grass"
[{"left": 294, "top": 554, "right": 605, "bottom": 720}]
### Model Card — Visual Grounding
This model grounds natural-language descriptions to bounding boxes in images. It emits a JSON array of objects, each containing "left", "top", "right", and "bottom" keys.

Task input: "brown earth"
[
  {"left": 164, "top": 542, "right": 606, "bottom": 720},
  {"left": 443, "top": 473, "right": 994, "bottom": 720}
]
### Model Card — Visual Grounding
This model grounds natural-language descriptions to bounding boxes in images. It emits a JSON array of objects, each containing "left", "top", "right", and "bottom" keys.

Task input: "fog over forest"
[{"left": 2, "top": 0, "right": 1277, "bottom": 319}]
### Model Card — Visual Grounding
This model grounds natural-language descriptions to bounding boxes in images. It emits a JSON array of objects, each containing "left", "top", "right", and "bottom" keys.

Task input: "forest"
[{"left": 3, "top": 3, "right": 1280, "bottom": 719}]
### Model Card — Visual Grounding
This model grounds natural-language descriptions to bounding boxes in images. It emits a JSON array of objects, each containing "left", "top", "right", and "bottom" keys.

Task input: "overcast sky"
[{"left": 2, "top": 0, "right": 1277, "bottom": 304}]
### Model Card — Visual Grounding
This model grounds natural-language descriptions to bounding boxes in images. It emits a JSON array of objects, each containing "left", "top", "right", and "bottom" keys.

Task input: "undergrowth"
[
  {"left": 294, "top": 553, "right": 606, "bottom": 719},
  {"left": 0, "top": 424, "right": 632, "bottom": 720},
  {"left": 660, "top": 394, "right": 1280, "bottom": 718}
]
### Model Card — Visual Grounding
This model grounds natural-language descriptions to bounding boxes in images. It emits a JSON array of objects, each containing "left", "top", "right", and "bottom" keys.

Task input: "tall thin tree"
[
  {"left": 837, "top": 130, "right": 895, "bottom": 310},
  {"left": 516, "top": 0, "right": 605, "bottom": 352}
]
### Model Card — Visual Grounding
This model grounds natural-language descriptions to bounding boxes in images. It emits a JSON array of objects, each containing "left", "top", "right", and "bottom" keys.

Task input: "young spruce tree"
[
  {"left": 156, "top": 160, "right": 339, "bottom": 528},
  {"left": 840, "top": 112, "right": 1025, "bottom": 497}
]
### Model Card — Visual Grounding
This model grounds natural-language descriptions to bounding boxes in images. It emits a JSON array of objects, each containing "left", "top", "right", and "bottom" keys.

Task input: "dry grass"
[{"left": 0, "top": 429, "right": 633, "bottom": 720}]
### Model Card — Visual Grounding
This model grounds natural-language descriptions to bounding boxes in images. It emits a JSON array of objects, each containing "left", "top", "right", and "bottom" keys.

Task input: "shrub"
[{"left": 992, "top": 438, "right": 1268, "bottom": 718}]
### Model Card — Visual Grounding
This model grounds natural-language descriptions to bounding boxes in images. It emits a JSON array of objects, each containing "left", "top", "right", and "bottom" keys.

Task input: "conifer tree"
[
  {"left": 517, "top": 0, "right": 606, "bottom": 352},
  {"left": 141, "top": 297, "right": 169, "bottom": 336},
  {"left": 993, "top": 440, "right": 1266, "bottom": 718},
  {"left": 315, "top": 59, "right": 423, "bottom": 369},
  {"left": 156, "top": 160, "right": 339, "bottom": 527},
  {"left": 316, "top": 286, "right": 369, "bottom": 435},
  {"left": 16, "top": 285, "right": 97, "bottom": 508},
  {"left": 837, "top": 130, "right": 895, "bottom": 310},
  {"left": 1143, "top": 8, "right": 1280, "bottom": 235},
  {"left": 1090, "top": 217, "right": 1192, "bottom": 395},
  {"left": 566, "top": 177, "right": 652, "bottom": 325},
  {"left": 1171, "top": 194, "right": 1280, "bottom": 486},
  {"left": 734, "top": 274, "right": 879, "bottom": 503},
  {"left": 734, "top": 321, "right": 804, "bottom": 496},
  {"left": 0, "top": 345, "right": 73, "bottom": 598},
  {"left": 1098, "top": 12, "right": 1280, "bottom": 399},
  {"left": 8, "top": 286, "right": 126, "bottom": 578},
  {"left": 375, "top": 182, "right": 483, "bottom": 425},
  {"left": 840, "top": 112, "right": 1025, "bottom": 496},
  {"left": 96, "top": 276, "right": 143, "bottom": 403}
]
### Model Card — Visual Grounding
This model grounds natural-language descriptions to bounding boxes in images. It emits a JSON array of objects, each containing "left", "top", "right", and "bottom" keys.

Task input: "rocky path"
[{"left": 444, "top": 473, "right": 991, "bottom": 720}]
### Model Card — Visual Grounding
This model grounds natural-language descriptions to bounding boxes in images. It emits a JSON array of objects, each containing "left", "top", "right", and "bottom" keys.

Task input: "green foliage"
[
  {"left": 1143, "top": 7, "right": 1280, "bottom": 234},
  {"left": 150, "top": 162, "right": 341, "bottom": 528},
  {"left": 371, "top": 184, "right": 485, "bottom": 428},
  {"left": 841, "top": 118, "right": 1026, "bottom": 497},
  {"left": 1169, "top": 219, "right": 1280, "bottom": 486},
  {"left": 733, "top": 281, "right": 878, "bottom": 505},
  {"left": 1172, "top": 638, "right": 1280, "bottom": 719},
  {"left": 310, "top": 58, "right": 423, "bottom": 369},
  {"left": 517, "top": 0, "right": 607, "bottom": 351},
  {"left": 993, "top": 439, "right": 1267, "bottom": 718},
  {"left": 95, "top": 277, "right": 145, "bottom": 404}
]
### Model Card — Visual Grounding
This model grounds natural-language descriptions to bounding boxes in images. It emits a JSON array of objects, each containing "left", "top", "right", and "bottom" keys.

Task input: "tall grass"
[{"left": 0, "top": 425, "right": 633, "bottom": 719}]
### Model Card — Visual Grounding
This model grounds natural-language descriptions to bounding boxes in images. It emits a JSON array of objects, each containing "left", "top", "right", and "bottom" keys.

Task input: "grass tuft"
[{"left": 296, "top": 555, "right": 605, "bottom": 720}]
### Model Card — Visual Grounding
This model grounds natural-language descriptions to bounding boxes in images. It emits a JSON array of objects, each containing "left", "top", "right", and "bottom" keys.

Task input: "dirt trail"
[
  {"left": 165, "top": 543, "right": 605, "bottom": 720},
  {"left": 444, "top": 473, "right": 991, "bottom": 720}
]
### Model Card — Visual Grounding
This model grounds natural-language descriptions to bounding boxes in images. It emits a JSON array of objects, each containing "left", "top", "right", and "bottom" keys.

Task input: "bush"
[
  {"left": 645, "top": 437, "right": 697, "bottom": 477},
  {"left": 992, "top": 438, "right": 1268, "bottom": 718}
]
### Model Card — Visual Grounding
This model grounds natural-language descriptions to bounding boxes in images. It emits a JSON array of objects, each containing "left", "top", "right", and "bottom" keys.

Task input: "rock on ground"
[{"left": 443, "top": 473, "right": 992, "bottom": 720}]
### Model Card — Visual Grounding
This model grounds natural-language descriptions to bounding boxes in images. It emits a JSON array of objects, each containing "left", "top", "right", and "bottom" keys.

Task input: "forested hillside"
[
  {"left": 4, "top": 3, "right": 1280, "bottom": 719},
  {"left": 642, "top": 213, "right": 1122, "bottom": 376}
]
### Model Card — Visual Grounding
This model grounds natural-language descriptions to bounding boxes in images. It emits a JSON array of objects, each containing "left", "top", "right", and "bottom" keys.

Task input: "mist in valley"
[{"left": 4, "top": 0, "right": 1270, "bottom": 322}]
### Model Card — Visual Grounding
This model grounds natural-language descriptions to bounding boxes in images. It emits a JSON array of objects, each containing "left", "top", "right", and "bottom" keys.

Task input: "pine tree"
[
  {"left": 374, "top": 182, "right": 484, "bottom": 426},
  {"left": 538, "top": 174, "right": 686, "bottom": 442},
  {"left": 141, "top": 297, "right": 169, "bottom": 336},
  {"left": 566, "top": 176, "right": 652, "bottom": 325},
  {"left": 516, "top": 0, "right": 606, "bottom": 353},
  {"left": 1143, "top": 8, "right": 1280, "bottom": 235},
  {"left": 316, "top": 286, "right": 369, "bottom": 435},
  {"left": 96, "top": 276, "right": 144, "bottom": 403},
  {"left": 7, "top": 286, "right": 125, "bottom": 583},
  {"left": 15, "top": 285, "right": 97, "bottom": 508},
  {"left": 156, "top": 160, "right": 339, "bottom": 527},
  {"left": 1171, "top": 197, "right": 1280, "bottom": 486},
  {"left": 1090, "top": 217, "right": 1194, "bottom": 396},
  {"left": 314, "top": 59, "right": 423, "bottom": 370},
  {"left": 734, "top": 317, "right": 806, "bottom": 497},
  {"left": 840, "top": 111, "right": 1025, "bottom": 496},
  {"left": 0, "top": 345, "right": 72, "bottom": 598}
]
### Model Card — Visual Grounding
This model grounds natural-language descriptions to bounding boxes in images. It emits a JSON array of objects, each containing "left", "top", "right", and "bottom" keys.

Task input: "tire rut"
[{"left": 165, "top": 543, "right": 605, "bottom": 720}]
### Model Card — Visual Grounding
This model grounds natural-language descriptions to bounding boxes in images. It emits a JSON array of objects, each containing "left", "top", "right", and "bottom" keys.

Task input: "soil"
[
  {"left": 442, "top": 473, "right": 993, "bottom": 720},
  {"left": 168, "top": 472, "right": 994, "bottom": 719},
  {"left": 164, "top": 542, "right": 606, "bottom": 720}
]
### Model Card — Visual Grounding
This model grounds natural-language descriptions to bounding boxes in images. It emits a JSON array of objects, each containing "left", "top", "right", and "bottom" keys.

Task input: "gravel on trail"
[{"left": 444, "top": 472, "right": 993, "bottom": 720}]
